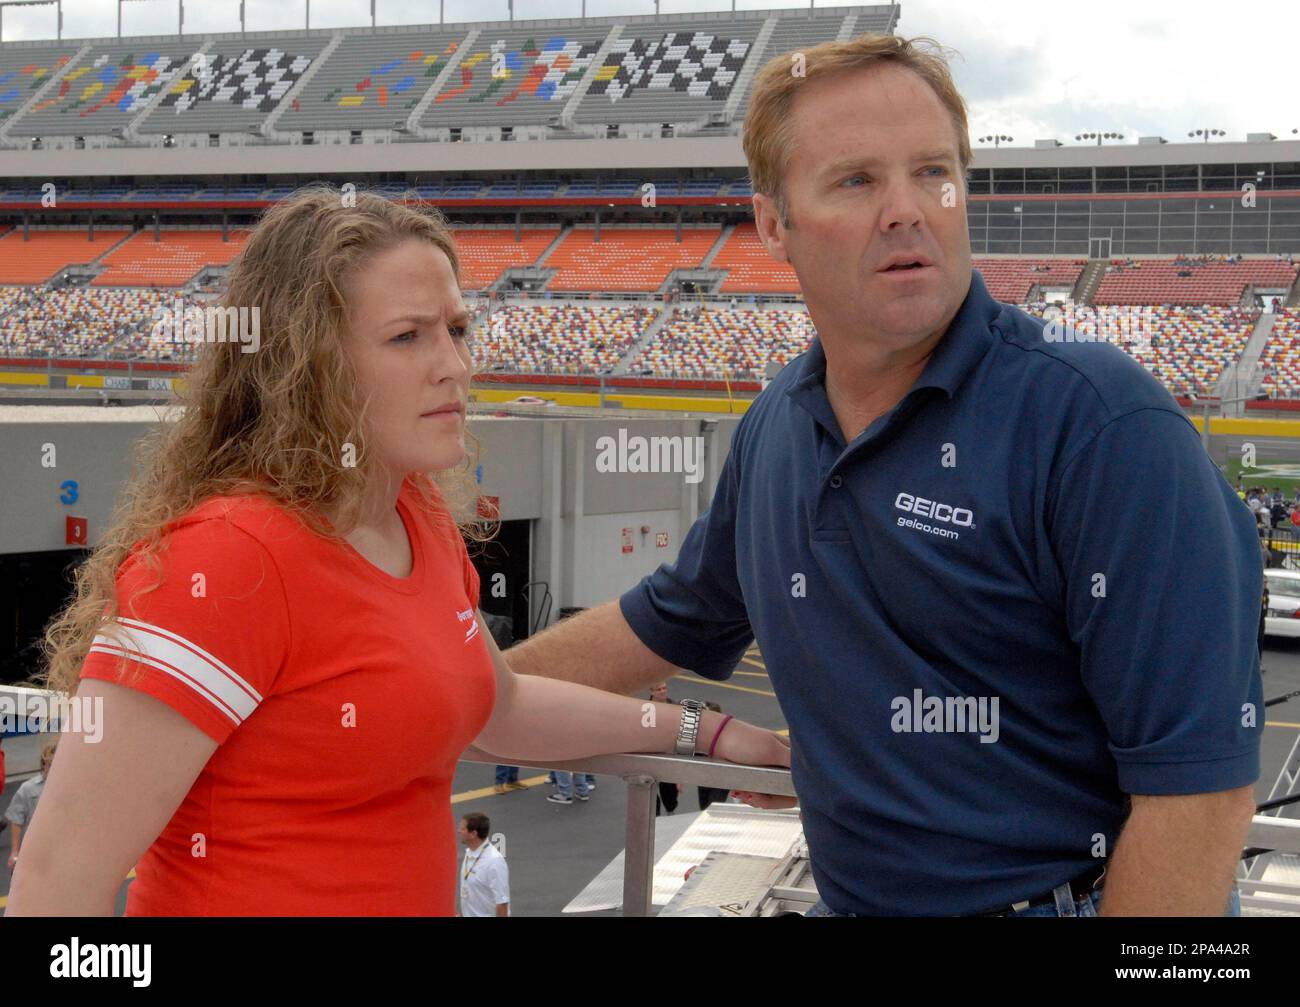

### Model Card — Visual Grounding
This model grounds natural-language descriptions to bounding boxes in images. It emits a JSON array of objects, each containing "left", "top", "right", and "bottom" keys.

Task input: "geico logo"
[{"left": 894, "top": 492, "right": 974, "bottom": 527}]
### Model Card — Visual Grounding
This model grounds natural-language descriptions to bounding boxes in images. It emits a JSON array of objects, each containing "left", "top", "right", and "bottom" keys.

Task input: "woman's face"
[{"left": 343, "top": 238, "right": 472, "bottom": 478}]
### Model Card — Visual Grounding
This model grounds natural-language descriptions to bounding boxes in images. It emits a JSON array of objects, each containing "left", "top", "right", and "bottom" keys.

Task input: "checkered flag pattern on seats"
[
  {"left": 589, "top": 32, "right": 751, "bottom": 102},
  {"left": 160, "top": 48, "right": 314, "bottom": 114}
]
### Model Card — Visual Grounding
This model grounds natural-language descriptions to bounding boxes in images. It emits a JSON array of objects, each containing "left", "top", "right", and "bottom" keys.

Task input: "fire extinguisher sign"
[
  {"left": 621, "top": 527, "right": 633, "bottom": 554},
  {"left": 655, "top": 532, "right": 668, "bottom": 548}
]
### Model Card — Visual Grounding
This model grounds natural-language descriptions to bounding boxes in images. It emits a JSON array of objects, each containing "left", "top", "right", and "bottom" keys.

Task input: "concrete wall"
[{"left": 0, "top": 410, "right": 742, "bottom": 634}]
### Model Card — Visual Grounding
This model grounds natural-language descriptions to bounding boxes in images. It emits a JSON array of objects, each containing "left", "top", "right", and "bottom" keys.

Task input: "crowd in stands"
[
  {"left": 1258, "top": 308, "right": 1300, "bottom": 398},
  {"left": 0, "top": 286, "right": 203, "bottom": 360},
  {"left": 629, "top": 304, "right": 815, "bottom": 380},
  {"left": 471, "top": 302, "right": 654, "bottom": 375}
]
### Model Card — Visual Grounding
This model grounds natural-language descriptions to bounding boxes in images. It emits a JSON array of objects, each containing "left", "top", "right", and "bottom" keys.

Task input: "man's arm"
[
  {"left": 505, "top": 600, "right": 681, "bottom": 695},
  {"left": 1099, "top": 787, "right": 1255, "bottom": 916}
]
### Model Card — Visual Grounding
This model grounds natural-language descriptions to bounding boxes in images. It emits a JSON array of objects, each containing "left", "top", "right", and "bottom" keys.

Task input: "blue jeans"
[
  {"left": 806, "top": 884, "right": 1243, "bottom": 917},
  {"left": 494, "top": 765, "right": 519, "bottom": 785},
  {"left": 553, "top": 771, "right": 592, "bottom": 798}
]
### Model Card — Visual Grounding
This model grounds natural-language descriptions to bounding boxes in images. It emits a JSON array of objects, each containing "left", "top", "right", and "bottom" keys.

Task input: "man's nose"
[{"left": 878, "top": 175, "right": 926, "bottom": 232}]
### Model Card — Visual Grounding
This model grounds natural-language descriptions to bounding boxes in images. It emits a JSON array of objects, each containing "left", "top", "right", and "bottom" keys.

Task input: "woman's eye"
[{"left": 393, "top": 330, "right": 417, "bottom": 344}]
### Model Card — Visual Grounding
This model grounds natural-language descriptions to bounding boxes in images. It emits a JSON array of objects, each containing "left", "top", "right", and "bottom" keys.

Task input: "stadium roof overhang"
[{"left": 0, "top": 136, "right": 749, "bottom": 178}]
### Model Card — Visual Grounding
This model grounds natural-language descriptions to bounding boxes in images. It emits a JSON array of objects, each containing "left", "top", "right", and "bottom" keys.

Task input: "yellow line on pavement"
[
  {"left": 452, "top": 773, "right": 552, "bottom": 804},
  {"left": 733, "top": 670, "right": 769, "bottom": 678},
  {"left": 741, "top": 657, "right": 767, "bottom": 671},
  {"left": 673, "top": 675, "right": 777, "bottom": 698},
  {"left": 1267, "top": 721, "right": 1300, "bottom": 729}
]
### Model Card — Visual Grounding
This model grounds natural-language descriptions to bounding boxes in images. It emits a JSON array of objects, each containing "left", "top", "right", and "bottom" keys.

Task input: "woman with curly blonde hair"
[{"left": 7, "top": 187, "right": 788, "bottom": 916}]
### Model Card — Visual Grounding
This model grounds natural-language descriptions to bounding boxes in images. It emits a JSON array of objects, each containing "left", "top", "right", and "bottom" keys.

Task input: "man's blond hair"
[{"left": 743, "top": 32, "right": 971, "bottom": 224}]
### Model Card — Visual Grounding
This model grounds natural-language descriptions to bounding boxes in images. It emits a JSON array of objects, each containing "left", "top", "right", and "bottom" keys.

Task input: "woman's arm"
[
  {"left": 472, "top": 614, "right": 789, "bottom": 770},
  {"left": 5, "top": 678, "right": 218, "bottom": 916}
]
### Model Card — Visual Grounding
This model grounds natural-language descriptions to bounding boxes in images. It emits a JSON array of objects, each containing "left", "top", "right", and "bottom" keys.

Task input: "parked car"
[{"left": 1264, "top": 569, "right": 1300, "bottom": 637}]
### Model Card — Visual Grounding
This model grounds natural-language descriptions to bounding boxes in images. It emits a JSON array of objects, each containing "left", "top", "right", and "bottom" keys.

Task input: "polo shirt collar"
[{"left": 786, "top": 269, "right": 1004, "bottom": 421}]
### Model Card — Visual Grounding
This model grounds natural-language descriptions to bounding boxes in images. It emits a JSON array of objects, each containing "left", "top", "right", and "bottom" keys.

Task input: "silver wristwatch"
[{"left": 674, "top": 699, "right": 707, "bottom": 756}]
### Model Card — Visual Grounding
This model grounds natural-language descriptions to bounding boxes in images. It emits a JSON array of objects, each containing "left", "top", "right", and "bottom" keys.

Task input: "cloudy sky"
[{"left": 3, "top": 0, "right": 1296, "bottom": 148}]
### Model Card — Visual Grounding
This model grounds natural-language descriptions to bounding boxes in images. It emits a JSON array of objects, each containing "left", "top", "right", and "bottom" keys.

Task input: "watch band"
[{"left": 674, "top": 699, "right": 706, "bottom": 756}]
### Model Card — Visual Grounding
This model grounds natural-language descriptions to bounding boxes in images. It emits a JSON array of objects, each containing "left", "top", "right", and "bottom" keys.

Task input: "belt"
[{"left": 976, "top": 863, "right": 1107, "bottom": 917}]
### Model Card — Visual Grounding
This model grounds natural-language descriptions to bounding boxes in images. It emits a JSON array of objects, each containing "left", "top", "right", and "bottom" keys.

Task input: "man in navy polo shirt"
[{"left": 507, "top": 33, "right": 1262, "bottom": 917}]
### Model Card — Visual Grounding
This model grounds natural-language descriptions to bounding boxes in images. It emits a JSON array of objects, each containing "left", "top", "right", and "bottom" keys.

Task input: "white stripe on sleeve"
[{"left": 88, "top": 618, "right": 263, "bottom": 728}]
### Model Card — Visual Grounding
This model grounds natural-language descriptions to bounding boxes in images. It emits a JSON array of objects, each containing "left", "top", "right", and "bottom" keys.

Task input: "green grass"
[{"left": 1224, "top": 458, "right": 1300, "bottom": 496}]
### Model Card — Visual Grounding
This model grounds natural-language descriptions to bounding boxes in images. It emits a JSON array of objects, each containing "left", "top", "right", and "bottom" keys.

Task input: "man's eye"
[
  {"left": 450, "top": 325, "right": 471, "bottom": 341},
  {"left": 923, "top": 166, "right": 948, "bottom": 176},
  {"left": 841, "top": 175, "right": 867, "bottom": 188}
]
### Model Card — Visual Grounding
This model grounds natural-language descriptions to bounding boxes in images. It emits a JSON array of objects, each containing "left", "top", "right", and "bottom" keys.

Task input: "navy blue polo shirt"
[{"left": 619, "top": 270, "right": 1263, "bottom": 916}]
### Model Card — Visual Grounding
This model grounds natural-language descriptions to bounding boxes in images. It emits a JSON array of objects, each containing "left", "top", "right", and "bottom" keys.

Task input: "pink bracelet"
[{"left": 707, "top": 714, "right": 735, "bottom": 758}]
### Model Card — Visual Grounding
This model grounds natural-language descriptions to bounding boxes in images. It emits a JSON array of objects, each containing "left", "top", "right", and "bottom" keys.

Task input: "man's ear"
[{"left": 752, "top": 192, "right": 790, "bottom": 264}]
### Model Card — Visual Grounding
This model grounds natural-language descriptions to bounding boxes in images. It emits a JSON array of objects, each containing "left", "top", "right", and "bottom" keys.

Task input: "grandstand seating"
[
  {"left": 1093, "top": 258, "right": 1297, "bottom": 305},
  {"left": 284, "top": 32, "right": 461, "bottom": 131},
  {"left": 973, "top": 258, "right": 1084, "bottom": 303},
  {"left": 0, "top": 46, "right": 77, "bottom": 123},
  {"left": 1027, "top": 303, "right": 1257, "bottom": 396},
  {"left": 1258, "top": 309, "right": 1300, "bottom": 398},
  {"left": 472, "top": 302, "right": 654, "bottom": 374},
  {"left": 0, "top": 229, "right": 131, "bottom": 283},
  {"left": 90, "top": 231, "right": 249, "bottom": 286},
  {"left": 0, "top": 286, "right": 193, "bottom": 359},
  {"left": 420, "top": 26, "right": 608, "bottom": 128},
  {"left": 572, "top": 19, "right": 763, "bottom": 126},
  {"left": 137, "top": 37, "right": 332, "bottom": 135},
  {"left": 15, "top": 42, "right": 196, "bottom": 136},
  {"left": 730, "top": 9, "right": 867, "bottom": 121},
  {"left": 712, "top": 224, "right": 798, "bottom": 294},
  {"left": 544, "top": 227, "right": 719, "bottom": 291},
  {"left": 630, "top": 304, "right": 815, "bottom": 379},
  {"left": 453, "top": 229, "right": 559, "bottom": 289}
]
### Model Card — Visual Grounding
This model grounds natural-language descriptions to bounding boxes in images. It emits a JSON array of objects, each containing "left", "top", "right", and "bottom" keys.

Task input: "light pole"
[
  {"left": 978, "top": 134, "right": 1013, "bottom": 148},
  {"left": 1189, "top": 128, "right": 1225, "bottom": 143},
  {"left": 1075, "top": 131, "right": 1124, "bottom": 145},
  {"left": 1190, "top": 391, "right": 1270, "bottom": 452}
]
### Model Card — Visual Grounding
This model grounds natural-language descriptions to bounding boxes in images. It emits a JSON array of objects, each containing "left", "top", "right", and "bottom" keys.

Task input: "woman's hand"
[{"left": 706, "top": 717, "right": 797, "bottom": 809}]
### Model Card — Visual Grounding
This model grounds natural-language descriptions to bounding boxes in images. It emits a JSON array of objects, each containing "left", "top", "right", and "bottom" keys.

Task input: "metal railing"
[
  {"left": 462, "top": 749, "right": 794, "bottom": 916},
  {"left": 462, "top": 750, "right": 1300, "bottom": 917}
]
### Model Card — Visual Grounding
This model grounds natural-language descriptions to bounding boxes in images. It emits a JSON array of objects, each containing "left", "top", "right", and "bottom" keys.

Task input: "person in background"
[
  {"left": 456, "top": 812, "right": 509, "bottom": 917},
  {"left": 494, "top": 765, "right": 525, "bottom": 794},
  {"left": 5, "top": 739, "right": 57, "bottom": 870}
]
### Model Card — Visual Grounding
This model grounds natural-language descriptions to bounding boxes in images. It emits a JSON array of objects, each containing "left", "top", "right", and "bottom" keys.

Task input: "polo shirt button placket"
[{"left": 829, "top": 474, "right": 843, "bottom": 489}]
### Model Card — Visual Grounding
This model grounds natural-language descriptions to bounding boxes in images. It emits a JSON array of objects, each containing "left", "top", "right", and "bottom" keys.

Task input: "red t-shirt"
[{"left": 80, "top": 482, "right": 496, "bottom": 916}]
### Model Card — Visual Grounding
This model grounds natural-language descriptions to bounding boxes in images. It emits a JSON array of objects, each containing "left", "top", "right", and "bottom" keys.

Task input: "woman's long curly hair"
[{"left": 41, "top": 185, "right": 490, "bottom": 695}]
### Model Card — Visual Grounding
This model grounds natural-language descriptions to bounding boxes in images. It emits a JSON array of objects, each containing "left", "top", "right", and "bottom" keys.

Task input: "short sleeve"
[
  {"left": 80, "top": 517, "right": 291, "bottom": 745},
  {"left": 619, "top": 443, "right": 753, "bottom": 680},
  {"left": 1047, "top": 408, "right": 1263, "bottom": 794},
  {"left": 3, "top": 782, "right": 34, "bottom": 827},
  {"left": 488, "top": 857, "right": 510, "bottom": 905}
]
